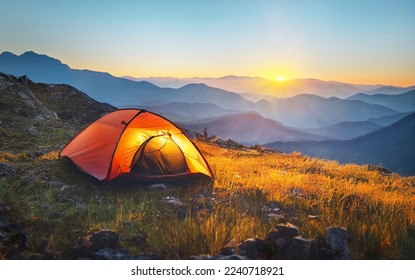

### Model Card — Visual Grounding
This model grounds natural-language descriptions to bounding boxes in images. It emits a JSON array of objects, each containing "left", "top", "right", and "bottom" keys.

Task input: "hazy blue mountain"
[
  {"left": 170, "top": 83, "right": 252, "bottom": 110},
  {"left": 0, "top": 51, "right": 252, "bottom": 110},
  {"left": 266, "top": 112, "right": 415, "bottom": 176},
  {"left": 181, "top": 112, "right": 329, "bottom": 145},
  {"left": 0, "top": 51, "right": 399, "bottom": 129},
  {"left": 367, "top": 111, "right": 413, "bottom": 126},
  {"left": 364, "top": 85, "right": 415, "bottom": 95},
  {"left": 346, "top": 90, "right": 415, "bottom": 112},
  {"left": 126, "top": 102, "right": 241, "bottom": 122},
  {"left": 125, "top": 75, "right": 382, "bottom": 98},
  {"left": 254, "top": 94, "right": 397, "bottom": 128},
  {"left": 305, "top": 121, "right": 383, "bottom": 140}
]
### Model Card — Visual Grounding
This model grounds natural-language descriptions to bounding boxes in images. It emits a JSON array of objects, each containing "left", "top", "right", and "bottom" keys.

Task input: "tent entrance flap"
[{"left": 131, "top": 135, "right": 188, "bottom": 176}]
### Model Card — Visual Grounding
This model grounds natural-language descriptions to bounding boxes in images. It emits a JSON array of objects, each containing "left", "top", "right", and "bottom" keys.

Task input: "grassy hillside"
[{"left": 1, "top": 138, "right": 414, "bottom": 259}]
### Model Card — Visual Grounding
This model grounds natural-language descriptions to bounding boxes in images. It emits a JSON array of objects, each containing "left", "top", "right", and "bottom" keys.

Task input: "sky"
[{"left": 0, "top": 0, "right": 414, "bottom": 86}]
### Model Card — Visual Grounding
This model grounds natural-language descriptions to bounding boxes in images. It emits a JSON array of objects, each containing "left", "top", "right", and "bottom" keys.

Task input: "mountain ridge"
[
  {"left": 0, "top": 51, "right": 404, "bottom": 129},
  {"left": 0, "top": 51, "right": 253, "bottom": 110},
  {"left": 346, "top": 89, "right": 415, "bottom": 112},
  {"left": 266, "top": 112, "right": 415, "bottom": 176},
  {"left": 181, "top": 111, "right": 329, "bottom": 145}
]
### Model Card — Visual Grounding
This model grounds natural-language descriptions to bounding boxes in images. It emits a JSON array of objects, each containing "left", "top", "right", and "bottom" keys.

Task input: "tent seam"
[{"left": 104, "top": 109, "right": 145, "bottom": 182}]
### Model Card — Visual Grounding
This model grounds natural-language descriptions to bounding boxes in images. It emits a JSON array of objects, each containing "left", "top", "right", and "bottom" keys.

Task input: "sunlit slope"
[{"left": 197, "top": 140, "right": 415, "bottom": 259}]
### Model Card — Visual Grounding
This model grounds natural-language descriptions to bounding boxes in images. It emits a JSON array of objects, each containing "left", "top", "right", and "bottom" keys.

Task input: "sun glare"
[{"left": 276, "top": 76, "right": 285, "bottom": 82}]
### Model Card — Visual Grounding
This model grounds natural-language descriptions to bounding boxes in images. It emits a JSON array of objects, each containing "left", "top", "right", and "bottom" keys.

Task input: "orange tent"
[{"left": 60, "top": 109, "right": 213, "bottom": 182}]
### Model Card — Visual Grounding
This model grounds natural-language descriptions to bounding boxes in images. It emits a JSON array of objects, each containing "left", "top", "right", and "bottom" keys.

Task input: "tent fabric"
[{"left": 60, "top": 109, "right": 213, "bottom": 182}]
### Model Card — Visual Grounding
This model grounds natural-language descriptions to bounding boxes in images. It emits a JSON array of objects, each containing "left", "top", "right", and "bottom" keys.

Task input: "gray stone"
[
  {"left": 275, "top": 222, "right": 301, "bottom": 237},
  {"left": 221, "top": 240, "right": 239, "bottom": 255},
  {"left": 235, "top": 238, "right": 269, "bottom": 260},
  {"left": 275, "top": 238, "right": 288, "bottom": 248},
  {"left": 324, "top": 227, "right": 349, "bottom": 259},
  {"left": 291, "top": 237, "right": 312, "bottom": 260},
  {"left": 0, "top": 163, "right": 19, "bottom": 177},
  {"left": 96, "top": 247, "right": 131, "bottom": 260},
  {"left": 190, "top": 254, "right": 214, "bottom": 260},
  {"left": 217, "top": 254, "right": 248, "bottom": 260},
  {"left": 89, "top": 230, "right": 120, "bottom": 251},
  {"left": 325, "top": 227, "right": 348, "bottom": 251}
]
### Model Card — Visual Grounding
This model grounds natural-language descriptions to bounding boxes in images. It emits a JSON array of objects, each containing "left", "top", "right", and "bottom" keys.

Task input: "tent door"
[{"left": 131, "top": 135, "right": 188, "bottom": 176}]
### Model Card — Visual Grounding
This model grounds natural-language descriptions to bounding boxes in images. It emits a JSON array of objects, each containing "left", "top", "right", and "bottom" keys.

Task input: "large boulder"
[{"left": 318, "top": 227, "right": 349, "bottom": 260}]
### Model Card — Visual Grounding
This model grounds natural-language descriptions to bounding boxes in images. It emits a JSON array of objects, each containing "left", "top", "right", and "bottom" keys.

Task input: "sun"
[{"left": 276, "top": 76, "right": 285, "bottom": 82}]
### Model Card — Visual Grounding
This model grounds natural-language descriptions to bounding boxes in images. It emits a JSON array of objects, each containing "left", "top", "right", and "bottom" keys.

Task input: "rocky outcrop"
[
  {"left": 0, "top": 73, "right": 115, "bottom": 126},
  {"left": 0, "top": 72, "right": 115, "bottom": 151},
  {"left": 192, "top": 223, "right": 349, "bottom": 260},
  {"left": 65, "top": 230, "right": 155, "bottom": 260}
]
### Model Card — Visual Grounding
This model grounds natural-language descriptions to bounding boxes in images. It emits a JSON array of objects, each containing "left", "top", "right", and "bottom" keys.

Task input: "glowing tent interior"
[{"left": 59, "top": 109, "right": 213, "bottom": 182}]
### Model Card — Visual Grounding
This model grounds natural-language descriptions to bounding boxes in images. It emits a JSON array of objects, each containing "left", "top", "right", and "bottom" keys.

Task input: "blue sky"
[{"left": 0, "top": 0, "right": 414, "bottom": 85}]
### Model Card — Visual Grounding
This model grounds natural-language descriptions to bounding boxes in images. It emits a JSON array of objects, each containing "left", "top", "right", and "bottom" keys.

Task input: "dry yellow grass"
[
  {"left": 197, "top": 140, "right": 415, "bottom": 259},
  {"left": 1, "top": 140, "right": 414, "bottom": 259}
]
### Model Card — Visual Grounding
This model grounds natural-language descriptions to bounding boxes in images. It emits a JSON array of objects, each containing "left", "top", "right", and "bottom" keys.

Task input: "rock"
[
  {"left": 66, "top": 231, "right": 156, "bottom": 260},
  {"left": 89, "top": 230, "right": 120, "bottom": 251},
  {"left": 214, "top": 223, "right": 350, "bottom": 260},
  {"left": 163, "top": 196, "right": 184, "bottom": 206},
  {"left": 275, "top": 238, "right": 288, "bottom": 248},
  {"left": 190, "top": 254, "right": 216, "bottom": 260},
  {"left": 291, "top": 237, "right": 312, "bottom": 260},
  {"left": 217, "top": 254, "right": 247, "bottom": 260},
  {"left": 221, "top": 240, "right": 239, "bottom": 255},
  {"left": 191, "top": 254, "right": 247, "bottom": 260},
  {"left": 0, "top": 163, "right": 19, "bottom": 177},
  {"left": 235, "top": 238, "right": 270, "bottom": 260},
  {"left": 275, "top": 222, "right": 301, "bottom": 238},
  {"left": 315, "top": 227, "right": 349, "bottom": 260},
  {"left": 95, "top": 247, "right": 129, "bottom": 259},
  {"left": 276, "top": 222, "right": 301, "bottom": 237},
  {"left": 325, "top": 227, "right": 348, "bottom": 254},
  {"left": 266, "top": 223, "right": 302, "bottom": 259}
]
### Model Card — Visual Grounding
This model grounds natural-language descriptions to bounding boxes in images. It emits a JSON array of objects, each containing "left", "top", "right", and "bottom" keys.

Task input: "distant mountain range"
[
  {"left": 364, "top": 85, "right": 415, "bottom": 95},
  {"left": 346, "top": 90, "right": 415, "bottom": 112},
  {"left": 266, "top": 112, "right": 415, "bottom": 176},
  {"left": 304, "top": 121, "right": 384, "bottom": 140},
  {"left": 1, "top": 51, "right": 406, "bottom": 129},
  {"left": 0, "top": 51, "right": 252, "bottom": 110},
  {"left": 128, "top": 102, "right": 240, "bottom": 122},
  {"left": 253, "top": 94, "right": 397, "bottom": 128},
  {"left": 180, "top": 112, "right": 327, "bottom": 145},
  {"left": 124, "top": 75, "right": 389, "bottom": 99},
  {"left": 367, "top": 112, "right": 413, "bottom": 127}
]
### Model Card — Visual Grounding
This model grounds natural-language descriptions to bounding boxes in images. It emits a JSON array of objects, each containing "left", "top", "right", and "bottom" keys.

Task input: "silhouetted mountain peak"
[
  {"left": 0, "top": 51, "right": 17, "bottom": 57},
  {"left": 179, "top": 83, "right": 210, "bottom": 89},
  {"left": 18, "top": 51, "right": 69, "bottom": 68}
]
